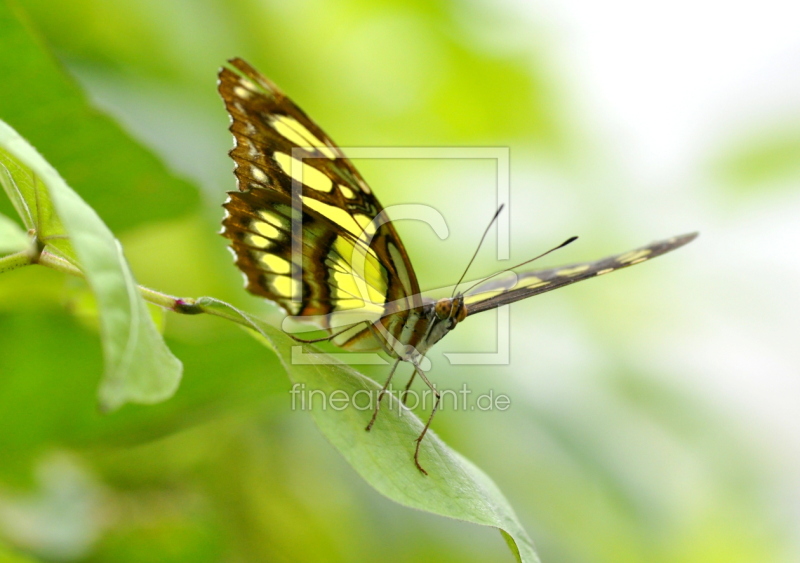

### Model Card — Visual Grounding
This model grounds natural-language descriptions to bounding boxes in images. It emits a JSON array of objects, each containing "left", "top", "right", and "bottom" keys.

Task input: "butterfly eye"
[
  {"left": 434, "top": 298, "right": 452, "bottom": 320},
  {"left": 455, "top": 300, "right": 467, "bottom": 323}
]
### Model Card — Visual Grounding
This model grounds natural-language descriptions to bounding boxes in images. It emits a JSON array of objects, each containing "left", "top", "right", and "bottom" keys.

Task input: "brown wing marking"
[{"left": 464, "top": 232, "right": 698, "bottom": 316}]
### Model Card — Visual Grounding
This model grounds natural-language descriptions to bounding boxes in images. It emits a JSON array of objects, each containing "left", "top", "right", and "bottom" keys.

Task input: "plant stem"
[
  {"left": 0, "top": 248, "right": 34, "bottom": 273},
  {"left": 36, "top": 250, "right": 81, "bottom": 276},
  {"left": 35, "top": 250, "right": 256, "bottom": 330}
]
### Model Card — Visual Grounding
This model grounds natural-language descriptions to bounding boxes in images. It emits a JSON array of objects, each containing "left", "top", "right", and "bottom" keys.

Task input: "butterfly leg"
[
  {"left": 400, "top": 371, "right": 417, "bottom": 405},
  {"left": 365, "top": 357, "right": 402, "bottom": 432},
  {"left": 412, "top": 365, "right": 440, "bottom": 476}
]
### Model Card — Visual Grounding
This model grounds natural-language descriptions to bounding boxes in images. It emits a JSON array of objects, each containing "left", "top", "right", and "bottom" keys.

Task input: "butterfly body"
[
  {"left": 380, "top": 295, "right": 466, "bottom": 361},
  {"left": 218, "top": 58, "right": 697, "bottom": 473}
]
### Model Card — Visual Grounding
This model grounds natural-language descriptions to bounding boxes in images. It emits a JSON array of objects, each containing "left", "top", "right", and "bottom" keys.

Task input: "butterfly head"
[
  {"left": 417, "top": 295, "right": 468, "bottom": 354},
  {"left": 434, "top": 296, "right": 467, "bottom": 324}
]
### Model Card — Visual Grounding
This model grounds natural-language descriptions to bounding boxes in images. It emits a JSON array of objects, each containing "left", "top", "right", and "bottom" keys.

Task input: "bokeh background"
[{"left": 1, "top": 0, "right": 799, "bottom": 561}]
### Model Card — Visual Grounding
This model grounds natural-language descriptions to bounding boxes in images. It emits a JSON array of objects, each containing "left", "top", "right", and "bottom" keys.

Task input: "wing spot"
[
  {"left": 257, "top": 211, "right": 284, "bottom": 228},
  {"left": 244, "top": 233, "right": 270, "bottom": 248},
  {"left": 251, "top": 166, "right": 268, "bottom": 183},
  {"left": 556, "top": 265, "right": 590, "bottom": 277},
  {"left": 339, "top": 184, "right": 356, "bottom": 199},
  {"left": 233, "top": 86, "right": 252, "bottom": 99},
  {"left": 271, "top": 275, "right": 301, "bottom": 300},
  {"left": 271, "top": 115, "right": 338, "bottom": 159},
  {"left": 274, "top": 151, "right": 333, "bottom": 192},
  {"left": 357, "top": 177, "right": 372, "bottom": 194},
  {"left": 596, "top": 268, "right": 614, "bottom": 276},
  {"left": 251, "top": 220, "right": 281, "bottom": 239},
  {"left": 630, "top": 257, "right": 648, "bottom": 265},
  {"left": 303, "top": 197, "right": 365, "bottom": 237},
  {"left": 239, "top": 79, "right": 259, "bottom": 92},
  {"left": 257, "top": 253, "right": 292, "bottom": 274},
  {"left": 246, "top": 140, "right": 259, "bottom": 158},
  {"left": 465, "top": 289, "right": 503, "bottom": 304},
  {"left": 617, "top": 249, "right": 652, "bottom": 264},
  {"left": 518, "top": 276, "right": 549, "bottom": 289}
]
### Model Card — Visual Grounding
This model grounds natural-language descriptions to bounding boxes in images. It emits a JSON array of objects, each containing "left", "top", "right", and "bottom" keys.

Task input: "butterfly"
[{"left": 218, "top": 58, "right": 697, "bottom": 474}]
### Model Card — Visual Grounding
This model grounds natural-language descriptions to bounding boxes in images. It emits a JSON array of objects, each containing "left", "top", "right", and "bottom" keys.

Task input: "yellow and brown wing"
[
  {"left": 218, "top": 58, "right": 421, "bottom": 349},
  {"left": 464, "top": 232, "right": 698, "bottom": 316}
]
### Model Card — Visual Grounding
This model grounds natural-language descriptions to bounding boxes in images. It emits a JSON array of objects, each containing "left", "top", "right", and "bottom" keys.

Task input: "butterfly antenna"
[
  {"left": 462, "top": 235, "right": 578, "bottom": 295},
  {"left": 451, "top": 205, "right": 505, "bottom": 297}
]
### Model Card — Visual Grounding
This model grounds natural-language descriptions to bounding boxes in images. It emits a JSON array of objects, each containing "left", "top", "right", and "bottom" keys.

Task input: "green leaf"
[
  {"left": 0, "top": 2, "right": 199, "bottom": 232},
  {"left": 0, "top": 131, "right": 73, "bottom": 263},
  {"left": 0, "top": 213, "right": 29, "bottom": 254},
  {"left": 195, "top": 297, "right": 539, "bottom": 563},
  {"left": 0, "top": 119, "right": 182, "bottom": 411}
]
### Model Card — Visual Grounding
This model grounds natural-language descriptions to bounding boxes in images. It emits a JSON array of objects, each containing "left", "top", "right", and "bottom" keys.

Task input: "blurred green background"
[{"left": 1, "top": 0, "right": 799, "bottom": 561}]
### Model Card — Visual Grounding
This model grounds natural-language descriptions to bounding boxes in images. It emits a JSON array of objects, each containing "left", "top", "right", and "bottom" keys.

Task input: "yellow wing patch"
[
  {"left": 616, "top": 249, "right": 651, "bottom": 264},
  {"left": 270, "top": 115, "right": 338, "bottom": 159},
  {"left": 517, "top": 276, "right": 550, "bottom": 289},
  {"left": 555, "top": 265, "right": 590, "bottom": 277},
  {"left": 255, "top": 252, "right": 292, "bottom": 274},
  {"left": 330, "top": 236, "right": 387, "bottom": 302},
  {"left": 274, "top": 151, "right": 334, "bottom": 192},
  {"left": 257, "top": 210, "right": 284, "bottom": 228},
  {"left": 464, "top": 289, "right": 503, "bottom": 305},
  {"left": 302, "top": 197, "right": 372, "bottom": 240},
  {"left": 271, "top": 275, "right": 301, "bottom": 300},
  {"left": 251, "top": 220, "right": 281, "bottom": 239},
  {"left": 244, "top": 233, "right": 270, "bottom": 248}
]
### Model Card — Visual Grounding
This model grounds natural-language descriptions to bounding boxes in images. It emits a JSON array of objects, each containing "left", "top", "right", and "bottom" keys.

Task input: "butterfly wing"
[
  {"left": 464, "top": 232, "right": 698, "bottom": 316},
  {"left": 218, "top": 58, "right": 422, "bottom": 350}
]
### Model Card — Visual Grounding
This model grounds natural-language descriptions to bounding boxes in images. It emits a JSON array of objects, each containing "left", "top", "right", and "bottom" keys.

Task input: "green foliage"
[
  {"left": 0, "top": 120, "right": 182, "bottom": 411},
  {"left": 0, "top": 1, "right": 199, "bottom": 232},
  {"left": 197, "top": 298, "right": 539, "bottom": 562}
]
